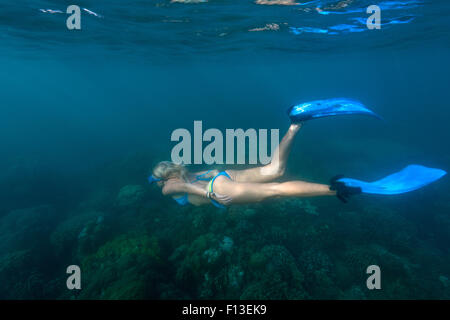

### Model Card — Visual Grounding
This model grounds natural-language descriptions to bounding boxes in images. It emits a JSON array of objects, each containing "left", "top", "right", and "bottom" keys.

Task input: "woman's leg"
[
  {"left": 213, "top": 175, "right": 335, "bottom": 204},
  {"left": 227, "top": 123, "right": 303, "bottom": 183}
]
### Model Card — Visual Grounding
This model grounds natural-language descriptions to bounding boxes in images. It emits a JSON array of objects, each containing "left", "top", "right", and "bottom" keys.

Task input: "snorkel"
[{"left": 148, "top": 175, "right": 162, "bottom": 184}]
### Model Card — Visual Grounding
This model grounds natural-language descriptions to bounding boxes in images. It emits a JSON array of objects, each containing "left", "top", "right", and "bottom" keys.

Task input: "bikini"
[{"left": 173, "top": 170, "right": 232, "bottom": 208}]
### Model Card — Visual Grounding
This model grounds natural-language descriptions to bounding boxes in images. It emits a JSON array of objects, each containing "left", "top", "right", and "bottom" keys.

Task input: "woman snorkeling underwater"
[
  {"left": 149, "top": 123, "right": 360, "bottom": 208},
  {"left": 148, "top": 98, "right": 446, "bottom": 208}
]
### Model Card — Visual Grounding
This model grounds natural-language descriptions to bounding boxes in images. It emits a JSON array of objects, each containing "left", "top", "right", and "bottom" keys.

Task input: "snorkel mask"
[{"left": 148, "top": 175, "right": 162, "bottom": 184}]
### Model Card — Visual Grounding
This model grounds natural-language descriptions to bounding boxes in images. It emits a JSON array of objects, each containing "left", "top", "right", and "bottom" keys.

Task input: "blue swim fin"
[
  {"left": 337, "top": 165, "right": 447, "bottom": 195},
  {"left": 288, "top": 98, "right": 382, "bottom": 122}
]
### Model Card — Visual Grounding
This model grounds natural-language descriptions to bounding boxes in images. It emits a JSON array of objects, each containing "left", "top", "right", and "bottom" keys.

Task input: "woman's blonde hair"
[{"left": 152, "top": 161, "right": 188, "bottom": 181}]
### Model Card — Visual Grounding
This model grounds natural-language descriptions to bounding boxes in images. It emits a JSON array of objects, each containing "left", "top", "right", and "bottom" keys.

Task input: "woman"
[{"left": 149, "top": 123, "right": 360, "bottom": 207}]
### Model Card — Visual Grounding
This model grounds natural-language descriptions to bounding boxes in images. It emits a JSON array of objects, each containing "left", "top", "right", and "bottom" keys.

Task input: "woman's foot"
[
  {"left": 329, "top": 175, "right": 362, "bottom": 203},
  {"left": 288, "top": 122, "right": 303, "bottom": 133}
]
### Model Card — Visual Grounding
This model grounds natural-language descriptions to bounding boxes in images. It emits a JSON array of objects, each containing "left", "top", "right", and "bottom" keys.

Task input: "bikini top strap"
[{"left": 192, "top": 169, "right": 214, "bottom": 182}]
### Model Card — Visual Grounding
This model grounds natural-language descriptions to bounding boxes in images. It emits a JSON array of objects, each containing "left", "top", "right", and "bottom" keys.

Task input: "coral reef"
[
  {"left": 242, "top": 245, "right": 306, "bottom": 299},
  {"left": 0, "top": 205, "right": 57, "bottom": 254},
  {"left": 1, "top": 153, "right": 449, "bottom": 300},
  {"left": 116, "top": 185, "right": 146, "bottom": 207},
  {"left": 78, "top": 233, "right": 162, "bottom": 299}
]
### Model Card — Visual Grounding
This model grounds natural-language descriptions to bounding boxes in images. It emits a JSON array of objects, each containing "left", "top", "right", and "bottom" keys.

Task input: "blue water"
[{"left": 0, "top": 0, "right": 449, "bottom": 299}]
